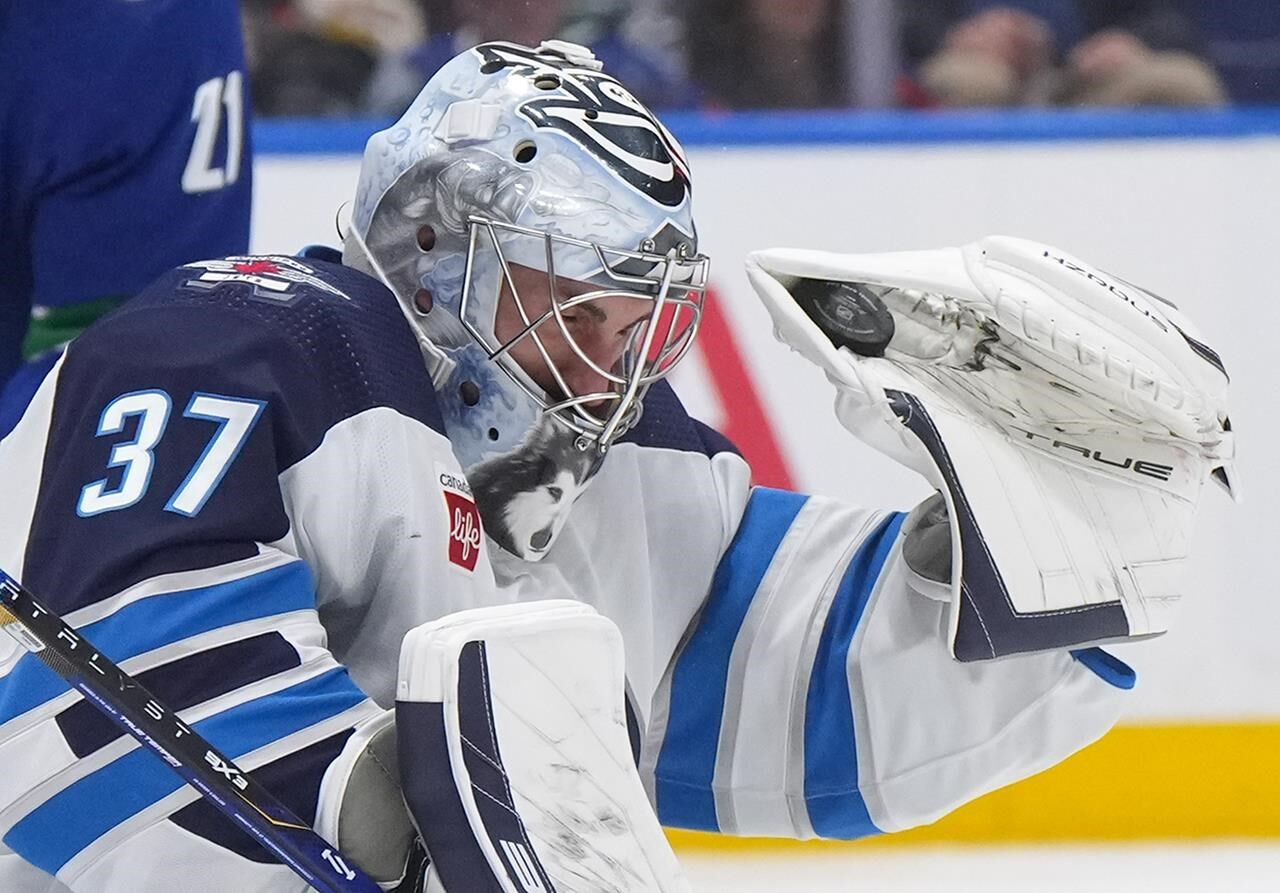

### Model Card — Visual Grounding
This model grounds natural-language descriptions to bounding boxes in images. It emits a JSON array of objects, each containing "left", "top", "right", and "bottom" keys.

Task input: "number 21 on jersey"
[
  {"left": 77, "top": 390, "right": 264, "bottom": 518},
  {"left": 182, "top": 71, "right": 244, "bottom": 195}
]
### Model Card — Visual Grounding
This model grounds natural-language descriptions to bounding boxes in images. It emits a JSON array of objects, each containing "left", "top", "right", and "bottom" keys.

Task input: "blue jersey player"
[
  {"left": 0, "top": 39, "right": 1232, "bottom": 892},
  {"left": 0, "top": 0, "right": 252, "bottom": 433}
]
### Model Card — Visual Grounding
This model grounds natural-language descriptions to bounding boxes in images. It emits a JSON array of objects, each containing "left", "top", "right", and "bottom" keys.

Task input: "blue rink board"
[{"left": 255, "top": 107, "right": 1280, "bottom": 155}]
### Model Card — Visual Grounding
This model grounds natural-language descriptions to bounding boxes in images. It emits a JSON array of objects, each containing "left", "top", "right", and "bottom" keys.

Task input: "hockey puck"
[{"left": 791, "top": 278, "right": 895, "bottom": 357}]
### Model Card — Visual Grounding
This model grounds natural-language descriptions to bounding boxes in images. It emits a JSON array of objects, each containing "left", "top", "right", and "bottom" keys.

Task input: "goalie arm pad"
[
  {"left": 746, "top": 236, "right": 1235, "bottom": 661},
  {"left": 644, "top": 486, "right": 1133, "bottom": 839}
]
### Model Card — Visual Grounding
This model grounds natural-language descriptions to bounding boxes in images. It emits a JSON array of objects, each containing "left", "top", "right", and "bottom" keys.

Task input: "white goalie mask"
[{"left": 344, "top": 41, "right": 709, "bottom": 560}]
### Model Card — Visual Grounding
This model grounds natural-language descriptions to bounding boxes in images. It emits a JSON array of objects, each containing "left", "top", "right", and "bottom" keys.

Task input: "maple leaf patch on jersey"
[{"left": 182, "top": 256, "right": 350, "bottom": 302}]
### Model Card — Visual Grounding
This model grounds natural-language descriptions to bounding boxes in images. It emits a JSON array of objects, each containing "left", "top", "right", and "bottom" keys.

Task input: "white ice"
[{"left": 677, "top": 843, "right": 1280, "bottom": 892}]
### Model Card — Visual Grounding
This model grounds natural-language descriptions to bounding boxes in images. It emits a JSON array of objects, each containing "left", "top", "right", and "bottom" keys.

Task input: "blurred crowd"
[{"left": 242, "top": 0, "right": 1280, "bottom": 116}]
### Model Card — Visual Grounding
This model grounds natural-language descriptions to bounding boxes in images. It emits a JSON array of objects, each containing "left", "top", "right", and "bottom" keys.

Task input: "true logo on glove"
[{"left": 1011, "top": 426, "right": 1175, "bottom": 481}]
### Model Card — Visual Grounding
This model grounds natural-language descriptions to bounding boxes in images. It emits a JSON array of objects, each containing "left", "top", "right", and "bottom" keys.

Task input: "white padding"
[
  {"left": 399, "top": 601, "right": 691, "bottom": 892},
  {"left": 853, "top": 555, "right": 1128, "bottom": 832}
]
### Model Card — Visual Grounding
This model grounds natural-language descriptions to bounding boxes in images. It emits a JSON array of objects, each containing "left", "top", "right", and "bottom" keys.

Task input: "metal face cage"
[{"left": 457, "top": 216, "right": 710, "bottom": 451}]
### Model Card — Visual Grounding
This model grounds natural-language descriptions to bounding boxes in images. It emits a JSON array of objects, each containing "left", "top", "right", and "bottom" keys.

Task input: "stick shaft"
[{"left": 0, "top": 571, "right": 380, "bottom": 893}]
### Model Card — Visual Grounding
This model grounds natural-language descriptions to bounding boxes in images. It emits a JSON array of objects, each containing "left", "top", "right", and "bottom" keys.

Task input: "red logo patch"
[
  {"left": 443, "top": 489, "right": 483, "bottom": 572},
  {"left": 233, "top": 260, "right": 281, "bottom": 275}
]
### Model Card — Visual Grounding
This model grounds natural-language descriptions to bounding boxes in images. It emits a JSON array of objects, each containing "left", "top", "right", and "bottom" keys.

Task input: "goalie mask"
[{"left": 344, "top": 41, "right": 708, "bottom": 560}]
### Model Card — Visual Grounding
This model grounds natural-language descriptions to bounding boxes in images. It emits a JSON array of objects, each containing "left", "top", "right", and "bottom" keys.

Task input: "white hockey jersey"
[{"left": 0, "top": 253, "right": 1132, "bottom": 891}]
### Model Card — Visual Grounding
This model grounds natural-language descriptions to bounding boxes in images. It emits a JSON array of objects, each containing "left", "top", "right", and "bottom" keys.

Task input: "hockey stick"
[{"left": 0, "top": 570, "right": 381, "bottom": 893}]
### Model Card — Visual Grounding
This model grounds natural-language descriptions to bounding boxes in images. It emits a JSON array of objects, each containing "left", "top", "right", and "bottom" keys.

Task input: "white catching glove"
[{"left": 746, "top": 236, "right": 1235, "bottom": 661}]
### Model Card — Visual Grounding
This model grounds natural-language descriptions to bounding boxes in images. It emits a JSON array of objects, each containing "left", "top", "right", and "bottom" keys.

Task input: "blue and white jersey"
[
  {"left": 485, "top": 385, "right": 1135, "bottom": 842},
  {"left": 0, "top": 253, "right": 1134, "bottom": 890},
  {"left": 0, "top": 255, "right": 500, "bottom": 891},
  {"left": 0, "top": 0, "right": 252, "bottom": 390}
]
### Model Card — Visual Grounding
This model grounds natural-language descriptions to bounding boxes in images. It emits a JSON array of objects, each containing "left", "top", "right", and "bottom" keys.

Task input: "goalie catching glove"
[{"left": 746, "top": 236, "right": 1235, "bottom": 661}]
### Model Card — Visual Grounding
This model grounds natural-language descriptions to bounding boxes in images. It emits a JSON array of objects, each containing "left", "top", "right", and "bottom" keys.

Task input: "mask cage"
[{"left": 459, "top": 216, "right": 709, "bottom": 451}]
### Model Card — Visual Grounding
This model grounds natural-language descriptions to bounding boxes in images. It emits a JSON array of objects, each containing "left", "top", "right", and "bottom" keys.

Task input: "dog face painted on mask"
[{"left": 467, "top": 416, "right": 602, "bottom": 559}]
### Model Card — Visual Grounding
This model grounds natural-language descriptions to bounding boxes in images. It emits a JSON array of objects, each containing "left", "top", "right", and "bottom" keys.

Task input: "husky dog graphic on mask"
[{"left": 467, "top": 415, "right": 603, "bottom": 558}]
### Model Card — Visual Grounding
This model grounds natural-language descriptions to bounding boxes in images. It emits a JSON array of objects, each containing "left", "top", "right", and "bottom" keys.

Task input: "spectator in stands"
[
  {"left": 683, "top": 0, "right": 848, "bottom": 110},
  {"left": 910, "top": 5, "right": 1058, "bottom": 106},
  {"left": 904, "top": 1, "right": 1227, "bottom": 108},
  {"left": 252, "top": 31, "right": 379, "bottom": 116},
  {"left": 1058, "top": 26, "right": 1226, "bottom": 106},
  {"left": 1189, "top": 1, "right": 1280, "bottom": 103},
  {"left": 245, "top": 0, "right": 424, "bottom": 117},
  {"left": 364, "top": 0, "right": 691, "bottom": 115},
  {"left": 560, "top": 0, "right": 695, "bottom": 108}
]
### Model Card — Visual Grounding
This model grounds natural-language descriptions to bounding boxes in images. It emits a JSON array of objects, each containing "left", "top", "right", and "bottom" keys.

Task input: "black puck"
[{"left": 791, "top": 278, "right": 895, "bottom": 357}]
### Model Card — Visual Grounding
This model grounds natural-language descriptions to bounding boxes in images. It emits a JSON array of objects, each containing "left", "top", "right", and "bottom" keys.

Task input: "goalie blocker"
[{"left": 747, "top": 236, "right": 1235, "bottom": 662}]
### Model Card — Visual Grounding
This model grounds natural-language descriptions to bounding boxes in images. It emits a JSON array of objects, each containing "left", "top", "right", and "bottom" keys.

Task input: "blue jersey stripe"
[
  {"left": 803, "top": 511, "right": 906, "bottom": 839},
  {"left": 5, "top": 666, "right": 368, "bottom": 876},
  {"left": 0, "top": 561, "right": 315, "bottom": 726},
  {"left": 56, "top": 631, "right": 303, "bottom": 759},
  {"left": 654, "top": 487, "right": 808, "bottom": 832}
]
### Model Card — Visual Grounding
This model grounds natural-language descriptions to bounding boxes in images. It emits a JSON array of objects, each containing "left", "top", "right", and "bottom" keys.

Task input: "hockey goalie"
[{"left": 0, "top": 39, "right": 1232, "bottom": 892}]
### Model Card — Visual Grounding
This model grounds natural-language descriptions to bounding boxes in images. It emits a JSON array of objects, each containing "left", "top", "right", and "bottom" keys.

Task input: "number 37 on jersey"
[{"left": 77, "top": 390, "right": 264, "bottom": 519}]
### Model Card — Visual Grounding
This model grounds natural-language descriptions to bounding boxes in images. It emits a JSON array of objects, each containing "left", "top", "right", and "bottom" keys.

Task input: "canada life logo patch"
[{"left": 438, "top": 465, "right": 482, "bottom": 572}]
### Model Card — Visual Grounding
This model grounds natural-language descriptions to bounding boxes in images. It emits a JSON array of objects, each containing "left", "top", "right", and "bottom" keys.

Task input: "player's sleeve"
[
  {"left": 0, "top": 263, "right": 477, "bottom": 890},
  {"left": 15, "top": 1, "right": 252, "bottom": 312},
  {"left": 642, "top": 438, "right": 1135, "bottom": 840}
]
